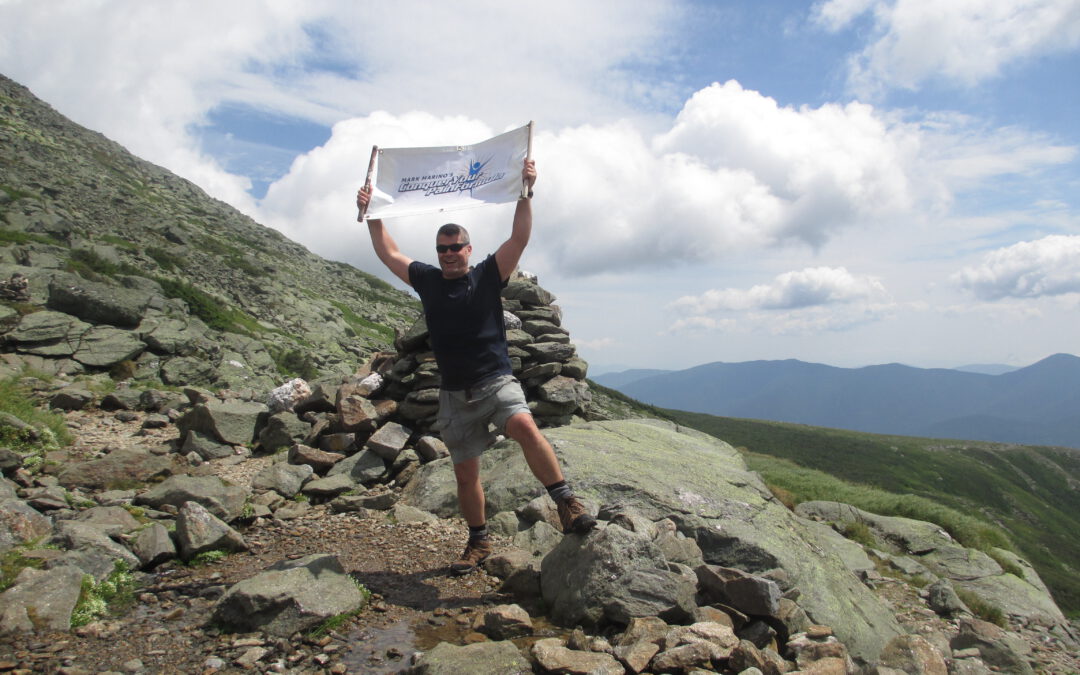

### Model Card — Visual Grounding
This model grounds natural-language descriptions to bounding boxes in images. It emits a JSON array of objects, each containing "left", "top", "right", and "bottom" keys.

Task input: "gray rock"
[
  {"left": 696, "top": 565, "right": 782, "bottom": 617},
  {"left": 926, "top": 578, "right": 969, "bottom": 618},
  {"left": 56, "top": 447, "right": 180, "bottom": 491},
  {"left": 531, "top": 638, "right": 625, "bottom": 675},
  {"left": 256, "top": 411, "right": 310, "bottom": 453},
  {"left": 210, "top": 554, "right": 367, "bottom": 638},
  {"left": 176, "top": 400, "right": 267, "bottom": 446},
  {"left": 71, "top": 505, "right": 141, "bottom": 537},
  {"left": 0, "top": 498, "right": 53, "bottom": 553},
  {"left": 8, "top": 310, "right": 91, "bottom": 353},
  {"left": 950, "top": 617, "right": 1034, "bottom": 675},
  {"left": 251, "top": 462, "right": 313, "bottom": 498},
  {"left": 129, "top": 523, "right": 176, "bottom": 568},
  {"left": 511, "top": 519, "right": 562, "bottom": 557},
  {"left": 134, "top": 474, "right": 249, "bottom": 522},
  {"left": 327, "top": 448, "right": 386, "bottom": 485},
  {"left": 410, "top": 640, "right": 532, "bottom": 675},
  {"left": 288, "top": 443, "right": 344, "bottom": 474},
  {"left": 72, "top": 326, "right": 145, "bottom": 367},
  {"left": 180, "top": 430, "right": 235, "bottom": 460},
  {"left": 366, "top": 421, "right": 411, "bottom": 461},
  {"left": 877, "top": 634, "right": 948, "bottom": 675},
  {"left": 389, "top": 504, "right": 438, "bottom": 524},
  {"left": 49, "top": 387, "right": 95, "bottom": 411},
  {"left": 0, "top": 565, "right": 85, "bottom": 632},
  {"left": 301, "top": 473, "right": 356, "bottom": 500},
  {"left": 174, "top": 501, "right": 248, "bottom": 560},
  {"left": 414, "top": 435, "right": 449, "bottom": 462},
  {"left": 46, "top": 276, "right": 150, "bottom": 328},
  {"left": 49, "top": 521, "right": 140, "bottom": 579},
  {"left": 402, "top": 419, "right": 903, "bottom": 662},
  {"left": 541, "top": 522, "right": 697, "bottom": 628},
  {"left": 477, "top": 603, "right": 533, "bottom": 640},
  {"left": 161, "top": 356, "right": 218, "bottom": 387}
]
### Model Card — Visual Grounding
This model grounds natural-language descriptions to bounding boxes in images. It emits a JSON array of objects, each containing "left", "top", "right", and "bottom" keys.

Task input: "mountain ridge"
[{"left": 595, "top": 353, "right": 1080, "bottom": 448}]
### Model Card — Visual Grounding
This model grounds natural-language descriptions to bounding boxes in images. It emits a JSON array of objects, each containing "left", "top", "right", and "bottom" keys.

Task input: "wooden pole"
[
  {"left": 522, "top": 121, "right": 534, "bottom": 198},
  {"left": 359, "top": 145, "right": 378, "bottom": 221}
]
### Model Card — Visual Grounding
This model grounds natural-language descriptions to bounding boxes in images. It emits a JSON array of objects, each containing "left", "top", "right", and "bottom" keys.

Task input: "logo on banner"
[{"left": 397, "top": 155, "right": 507, "bottom": 197}]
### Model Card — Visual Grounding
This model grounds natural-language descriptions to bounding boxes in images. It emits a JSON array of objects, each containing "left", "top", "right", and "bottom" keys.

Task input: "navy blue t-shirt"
[{"left": 408, "top": 254, "right": 512, "bottom": 390}]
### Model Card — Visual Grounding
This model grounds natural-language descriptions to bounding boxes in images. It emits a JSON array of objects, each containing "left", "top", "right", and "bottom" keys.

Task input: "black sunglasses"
[{"left": 436, "top": 242, "right": 469, "bottom": 253}]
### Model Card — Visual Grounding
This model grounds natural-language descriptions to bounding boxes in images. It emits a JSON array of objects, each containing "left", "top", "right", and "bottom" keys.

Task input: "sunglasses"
[{"left": 436, "top": 242, "right": 469, "bottom": 253}]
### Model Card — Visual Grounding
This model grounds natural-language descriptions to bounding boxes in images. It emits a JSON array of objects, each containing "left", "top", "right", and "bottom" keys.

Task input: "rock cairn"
[{"left": 380, "top": 270, "right": 591, "bottom": 432}]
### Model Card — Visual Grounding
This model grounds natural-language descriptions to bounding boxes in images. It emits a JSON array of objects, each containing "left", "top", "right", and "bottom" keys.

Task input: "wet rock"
[
  {"left": 410, "top": 640, "right": 532, "bottom": 674},
  {"left": 476, "top": 604, "right": 533, "bottom": 640}
]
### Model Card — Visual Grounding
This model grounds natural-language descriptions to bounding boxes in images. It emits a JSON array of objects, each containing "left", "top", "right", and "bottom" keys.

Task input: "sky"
[{"left": 1, "top": 0, "right": 1079, "bottom": 374}]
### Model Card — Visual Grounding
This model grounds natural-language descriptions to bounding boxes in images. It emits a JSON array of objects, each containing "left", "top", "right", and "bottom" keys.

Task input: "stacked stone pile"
[{"left": 381, "top": 271, "right": 592, "bottom": 431}]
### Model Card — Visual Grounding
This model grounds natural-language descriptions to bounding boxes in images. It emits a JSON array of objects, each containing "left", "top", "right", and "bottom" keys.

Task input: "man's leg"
[
  {"left": 504, "top": 412, "right": 596, "bottom": 534},
  {"left": 450, "top": 457, "right": 492, "bottom": 574},
  {"left": 504, "top": 411, "right": 563, "bottom": 486},
  {"left": 453, "top": 457, "right": 486, "bottom": 527}
]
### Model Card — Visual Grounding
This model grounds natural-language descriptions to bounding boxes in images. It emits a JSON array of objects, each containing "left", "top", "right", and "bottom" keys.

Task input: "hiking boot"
[
  {"left": 557, "top": 495, "right": 597, "bottom": 535},
  {"left": 450, "top": 537, "right": 493, "bottom": 575}
]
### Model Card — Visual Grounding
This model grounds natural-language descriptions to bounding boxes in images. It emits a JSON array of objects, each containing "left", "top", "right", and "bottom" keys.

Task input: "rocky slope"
[
  {"left": 1, "top": 72, "right": 416, "bottom": 389},
  {"left": 0, "top": 388, "right": 1077, "bottom": 674}
]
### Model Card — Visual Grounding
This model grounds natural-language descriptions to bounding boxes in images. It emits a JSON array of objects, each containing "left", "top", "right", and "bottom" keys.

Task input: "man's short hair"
[{"left": 437, "top": 223, "right": 469, "bottom": 242}]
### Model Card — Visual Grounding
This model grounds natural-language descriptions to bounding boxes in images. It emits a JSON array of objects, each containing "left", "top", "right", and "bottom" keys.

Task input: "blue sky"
[{"left": 2, "top": 0, "right": 1078, "bottom": 373}]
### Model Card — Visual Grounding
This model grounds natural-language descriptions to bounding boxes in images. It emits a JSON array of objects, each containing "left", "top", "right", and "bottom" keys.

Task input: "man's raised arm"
[
  {"left": 495, "top": 159, "right": 537, "bottom": 283},
  {"left": 357, "top": 186, "right": 413, "bottom": 287}
]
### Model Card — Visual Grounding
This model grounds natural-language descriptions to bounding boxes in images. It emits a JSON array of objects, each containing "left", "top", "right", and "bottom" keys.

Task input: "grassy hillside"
[{"left": 661, "top": 409, "right": 1080, "bottom": 618}]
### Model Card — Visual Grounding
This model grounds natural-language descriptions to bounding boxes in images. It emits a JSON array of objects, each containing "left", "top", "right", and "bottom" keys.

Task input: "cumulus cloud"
[
  {"left": 672, "top": 267, "right": 887, "bottom": 313},
  {"left": 952, "top": 235, "right": 1080, "bottom": 300},
  {"left": 814, "top": 0, "right": 1080, "bottom": 95},
  {"left": 249, "top": 78, "right": 1074, "bottom": 283},
  {"left": 667, "top": 267, "right": 892, "bottom": 335}
]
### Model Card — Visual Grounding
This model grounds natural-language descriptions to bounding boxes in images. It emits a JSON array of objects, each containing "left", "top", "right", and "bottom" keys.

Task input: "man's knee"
[
  {"left": 505, "top": 411, "right": 541, "bottom": 440},
  {"left": 453, "top": 458, "right": 481, "bottom": 487}
]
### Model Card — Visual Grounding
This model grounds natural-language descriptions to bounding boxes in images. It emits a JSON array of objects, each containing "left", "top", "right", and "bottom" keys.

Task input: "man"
[{"left": 357, "top": 159, "right": 595, "bottom": 575}]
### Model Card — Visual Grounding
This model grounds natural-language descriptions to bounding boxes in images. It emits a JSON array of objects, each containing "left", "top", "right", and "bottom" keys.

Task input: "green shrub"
[
  {"left": 70, "top": 560, "right": 136, "bottom": 627},
  {"left": 0, "top": 548, "right": 45, "bottom": 592},
  {"left": 0, "top": 376, "right": 73, "bottom": 453},
  {"left": 956, "top": 588, "right": 1006, "bottom": 627},
  {"left": 840, "top": 520, "right": 877, "bottom": 548},
  {"left": 146, "top": 246, "right": 184, "bottom": 271},
  {"left": 271, "top": 347, "right": 319, "bottom": 381},
  {"left": 188, "top": 549, "right": 229, "bottom": 567}
]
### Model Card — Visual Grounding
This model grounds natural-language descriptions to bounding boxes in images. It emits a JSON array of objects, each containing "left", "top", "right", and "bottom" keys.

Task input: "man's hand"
[
  {"left": 356, "top": 184, "right": 372, "bottom": 221},
  {"left": 522, "top": 159, "right": 537, "bottom": 194}
]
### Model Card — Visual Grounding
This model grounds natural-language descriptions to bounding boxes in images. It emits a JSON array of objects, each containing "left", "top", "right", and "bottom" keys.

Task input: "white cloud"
[
  {"left": 667, "top": 267, "right": 892, "bottom": 336},
  {"left": 814, "top": 0, "right": 1080, "bottom": 95},
  {"left": 672, "top": 267, "right": 888, "bottom": 313},
  {"left": 952, "top": 234, "right": 1080, "bottom": 299}
]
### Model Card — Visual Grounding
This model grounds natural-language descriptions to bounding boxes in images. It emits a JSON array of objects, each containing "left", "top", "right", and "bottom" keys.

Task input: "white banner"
[{"left": 365, "top": 123, "right": 531, "bottom": 220}]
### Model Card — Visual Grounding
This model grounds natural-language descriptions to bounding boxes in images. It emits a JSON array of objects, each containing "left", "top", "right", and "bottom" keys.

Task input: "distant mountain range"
[{"left": 593, "top": 354, "right": 1080, "bottom": 448}]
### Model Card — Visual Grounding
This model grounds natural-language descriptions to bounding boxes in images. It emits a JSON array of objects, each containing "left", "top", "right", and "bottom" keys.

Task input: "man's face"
[{"left": 436, "top": 232, "right": 472, "bottom": 279}]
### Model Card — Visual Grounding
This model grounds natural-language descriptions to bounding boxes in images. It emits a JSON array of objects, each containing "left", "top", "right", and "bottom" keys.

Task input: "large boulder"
[
  {"left": 0, "top": 565, "right": 85, "bottom": 633},
  {"left": 540, "top": 521, "right": 697, "bottom": 628},
  {"left": 46, "top": 275, "right": 150, "bottom": 328},
  {"left": 210, "top": 554, "right": 367, "bottom": 638},
  {"left": 402, "top": 418, "right": 904, "bottom": 662},
  {"left": 176, "top": 400, "right": 267, "bottom": 446}
]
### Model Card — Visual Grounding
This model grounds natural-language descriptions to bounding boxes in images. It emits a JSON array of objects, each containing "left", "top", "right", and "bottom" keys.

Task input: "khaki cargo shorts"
[{"left": 435, "top": 374, "right": 530, "bottom": 464}]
